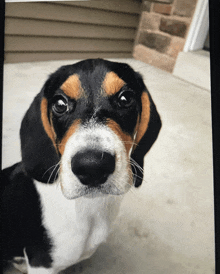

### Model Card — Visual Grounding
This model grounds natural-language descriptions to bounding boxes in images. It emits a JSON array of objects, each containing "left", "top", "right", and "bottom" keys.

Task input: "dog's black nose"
[{"left": 71, "top": 150, "right": 115, "bottom": 186}]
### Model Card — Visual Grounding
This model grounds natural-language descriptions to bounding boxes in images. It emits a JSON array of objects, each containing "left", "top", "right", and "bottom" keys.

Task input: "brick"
[
  {"left": 139, "top": 12, "right": 161, "bottom": 31},
  {"left": 142, "top": 1, "right": 152, "bottom": 12},
  {"left": 160, "top": 17, "right": 188, "bottom": 38},
  {"left": 138, "top": 30, "right": 171, "bottom": 54},
  {"left": 153, "top": 3, "right": 173, "bottom": 15},
  {"left": 173, "top": 0, "right": 197, "bottom": 17},
  {"left": 166, "top": 36, "right": 185, "bottom": 58},
  {"left": 135, "top": 30, "right": 142, "bottom": 45},
  {"left": 133, "top": 44, "right": 175, "bottom": 73}
]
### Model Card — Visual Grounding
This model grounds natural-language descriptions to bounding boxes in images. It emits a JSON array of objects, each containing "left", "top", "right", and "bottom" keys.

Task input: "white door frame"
[{"left": 183, "top": 0, "right": 209, "bottom": 52}]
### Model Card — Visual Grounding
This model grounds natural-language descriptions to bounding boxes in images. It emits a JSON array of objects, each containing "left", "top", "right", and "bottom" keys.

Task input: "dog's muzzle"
[
  {"left": 71, "top": 149, "right": 115, "bottom": 187},
  {"left": 59, "top": 124, "right": 132, "bottom": 199}
]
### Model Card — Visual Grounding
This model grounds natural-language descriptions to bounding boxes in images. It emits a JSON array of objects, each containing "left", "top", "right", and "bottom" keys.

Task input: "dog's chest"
[{"left": 34, "top": 181, "right": 121, "bottom": 270}]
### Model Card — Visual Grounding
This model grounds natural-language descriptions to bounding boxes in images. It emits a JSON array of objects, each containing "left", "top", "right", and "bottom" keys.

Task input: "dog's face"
[{"left": 20, "top": 59, "right": 161, "bottom": 199}]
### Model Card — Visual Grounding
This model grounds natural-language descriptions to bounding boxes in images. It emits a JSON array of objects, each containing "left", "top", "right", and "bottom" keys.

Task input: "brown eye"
[
  {"left": 118, "top": 91, "right": 135, "bottom": 108},
  {"left": 52, "top": 97, "right": 68, "bottom": 115}
]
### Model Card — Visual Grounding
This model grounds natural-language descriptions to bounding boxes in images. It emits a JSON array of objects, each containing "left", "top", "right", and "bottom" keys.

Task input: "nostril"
[{"left": 71, "top": 150, "right": 115, "bottom": 186}]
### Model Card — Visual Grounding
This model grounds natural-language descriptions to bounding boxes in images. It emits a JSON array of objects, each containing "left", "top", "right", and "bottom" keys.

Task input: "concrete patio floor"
[{"left": 2, "top": 58, "right": 214, "bottom": 274}]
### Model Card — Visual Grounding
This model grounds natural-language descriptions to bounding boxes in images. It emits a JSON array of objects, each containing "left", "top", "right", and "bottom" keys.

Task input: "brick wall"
[{"left": 133, "top": 0, "right": 198, "bottom": 72}]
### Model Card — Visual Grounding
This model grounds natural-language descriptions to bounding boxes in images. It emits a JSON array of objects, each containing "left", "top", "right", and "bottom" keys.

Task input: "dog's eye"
[
  {"left": 52, "top": 97, "right": 68, "bottom": 115},
  {"left": 117, "top": 91, "right": 135, "bottom": 108}
]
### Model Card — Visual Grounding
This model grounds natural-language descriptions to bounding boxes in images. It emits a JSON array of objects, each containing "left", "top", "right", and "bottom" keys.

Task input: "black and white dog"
[{"left": 1, "top": 59, "right": 161, "bottom": 273}]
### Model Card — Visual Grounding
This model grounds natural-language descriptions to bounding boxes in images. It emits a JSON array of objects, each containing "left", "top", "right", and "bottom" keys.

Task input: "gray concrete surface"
[
  {"left": 173, "top": 50, "right": 211, "bottom": 90},
  {"left": 2, "top": 58, "right": 214, "bottom": 274}
]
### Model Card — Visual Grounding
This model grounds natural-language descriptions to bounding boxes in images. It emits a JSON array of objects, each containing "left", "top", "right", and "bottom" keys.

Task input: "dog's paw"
[{"left": 12, "top": 257, "right": 27, "bottom": 273}]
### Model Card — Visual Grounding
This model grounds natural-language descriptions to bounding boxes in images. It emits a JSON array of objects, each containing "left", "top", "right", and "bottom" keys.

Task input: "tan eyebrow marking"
[
  {"left": 103, "top": 71, "right": 125, "bottom": 96},
  {"left": 61, "top": 74, "right": 83, "bottom": 99}
]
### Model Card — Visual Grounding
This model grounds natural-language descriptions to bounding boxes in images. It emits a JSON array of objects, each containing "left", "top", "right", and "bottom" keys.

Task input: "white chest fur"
[{"left": 34, "top": 181, "right": 122, "bottom": 272}]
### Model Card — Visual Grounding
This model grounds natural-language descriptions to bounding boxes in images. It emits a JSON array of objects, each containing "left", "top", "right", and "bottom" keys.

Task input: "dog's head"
[{"left": 20, "top": 59, "right": 161, "bottom": 199}]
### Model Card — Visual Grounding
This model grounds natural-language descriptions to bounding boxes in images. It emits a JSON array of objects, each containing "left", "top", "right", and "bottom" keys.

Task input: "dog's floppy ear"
[
  {"left": 131, "top": 90, "right": 162, "bottom": 187},
  {"left": 20, "top": 85, "right": 60, "bottom": 183}
]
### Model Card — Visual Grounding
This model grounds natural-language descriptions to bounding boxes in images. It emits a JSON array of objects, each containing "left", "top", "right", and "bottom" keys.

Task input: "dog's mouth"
[
  {"left": 60, "top": 184, "right": 125, "bottom": 200},
  {"left": 59, "top": 174, "right": 129, "bottom": 200},
  {"left": 77, "top": 183, "right": 126, "bottom": 199},
  {"left": 59, "top": 164, "right": 132, "bottom": 199}
]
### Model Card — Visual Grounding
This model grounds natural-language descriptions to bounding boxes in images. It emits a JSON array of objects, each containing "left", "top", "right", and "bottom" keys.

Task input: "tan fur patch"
[
  {"left": 41, "top": 98, "right": 57, "bottom": 149},
  {"left": 135, "top": 92, "right": 151, "bottom": 145},
  {"left": 107, "top": 119, "right": 134, "bottom": 186},
  {"left": 58, "top": 120, "right": 81, "bottom": 155},
  {"left": 103, "top": 72, "right": 125, "bottom": 96},
  {"left": 107, "top": 119, "right": 133, "bottom": 155},
  {"left": 61, "top": 74, "right": 83, "bottom": 99}
]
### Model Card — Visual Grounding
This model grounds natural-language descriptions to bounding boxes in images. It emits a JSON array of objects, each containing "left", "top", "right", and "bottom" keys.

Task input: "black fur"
[
  {"left": 1, "top": 162, "right": 53, "bottom": 267},
  {"left": 1, "top": 59, "right": 161, "bottom": 268},
  {"left": 20, "top": 93, "right": 60, "bottom": 183}
]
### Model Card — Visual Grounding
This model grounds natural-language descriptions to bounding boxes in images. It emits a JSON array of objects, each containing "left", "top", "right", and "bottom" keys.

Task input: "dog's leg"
[
  {"left": 24, "top": 249, "right": 57, "bottom": 274},
  {"left": 12, "top": 257, "right": 27, "bottom": 273}
]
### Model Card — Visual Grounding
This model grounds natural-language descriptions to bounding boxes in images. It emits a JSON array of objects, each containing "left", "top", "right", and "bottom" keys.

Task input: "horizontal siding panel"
[
  {"left": 5, "top": 36, "right": 134, "bottom": 53},
  {"left": 5, "top": 18, "right": 136, "bottom": 40},
  {"left": 4, "top": 52, "right": 132, "bottom": 63},
  {"left": 55, "top": 0, "right": 141, "bottom": 14},
  {"left": 5, "top": 2, "right": 139, "bottom": 28}
]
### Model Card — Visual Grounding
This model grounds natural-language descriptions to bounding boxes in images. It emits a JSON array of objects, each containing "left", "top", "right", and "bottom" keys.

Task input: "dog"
[{"left": 1, "top": 59, "right": 161, "bottom": 274}]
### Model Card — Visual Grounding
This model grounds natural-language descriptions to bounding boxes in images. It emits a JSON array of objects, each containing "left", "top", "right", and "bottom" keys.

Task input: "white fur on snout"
[{"left": 59, "top": 122, "right": 132, "bottom": 199}]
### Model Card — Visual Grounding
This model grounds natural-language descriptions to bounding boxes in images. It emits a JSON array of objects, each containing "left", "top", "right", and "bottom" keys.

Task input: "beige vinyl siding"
[
  {"left": 55, "top": 1, "right": 141, "bottom": 14},
  {"left": 5, "top": 18, "right": 136, "bottom": 40},
  {"left": 5, "top": 1, "right": 141, "bottom": 63}
]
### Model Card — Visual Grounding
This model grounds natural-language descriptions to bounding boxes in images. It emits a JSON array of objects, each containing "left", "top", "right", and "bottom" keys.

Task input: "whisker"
[
  {"left": 130, "top": 162, "right": 137, "bottom": 177},
  {"left": 130, "top": 158, "right": 144, "bottom": 174},
  {"left": 43, "top": 162, "right": 60, "bottom": 177},
  {"left": 133, "top": 171, "right": 148, "bottom": 185},
  {"left": 130, "top": 163, "right": 142, "bottom": 182},
  {"left": 130, "top": 158, "right": 144, "bottom": 172},
  {"left": 54, "top": 166, "right": 61, "bottom": 186},
  {"left": 129, "top": 158, "right": 148, "bottom": 185},
  {"left": 46, "top": 162, "right": 61, "bottom": 184},
  {"left": 130, "top": 160, "right": 141, "bottom": 177},
  {"left": 121, "top": 140, "right": 138, "bottom": 146},
  {"left": 132, "top": 172, "right": 145, "bottom": 181}
]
